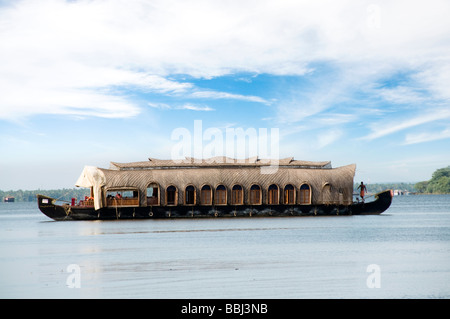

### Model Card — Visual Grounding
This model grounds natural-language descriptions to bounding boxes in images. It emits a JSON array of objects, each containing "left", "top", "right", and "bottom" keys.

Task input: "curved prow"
[
  {"left": 351, "top": 189, "right": 393, "bottom": 215},
  {"left": 36, "top": 194, "right": 67, "bottom": 221},
  {"left": 375, "top": 189, "right": 393, "bottom": 213}
]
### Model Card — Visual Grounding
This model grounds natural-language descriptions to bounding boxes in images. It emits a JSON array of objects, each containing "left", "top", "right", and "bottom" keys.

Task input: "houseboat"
[
  {"left": 3, "top": 196, "right": 15, "bottom": 203},
  {"left": 37, "top": 156, "right": 392, "bottom": 221}
]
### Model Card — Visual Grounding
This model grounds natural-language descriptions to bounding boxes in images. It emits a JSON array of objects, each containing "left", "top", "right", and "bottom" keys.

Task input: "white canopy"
[{"left": 75, "top": 166, "right": 106, "bottom": 210}]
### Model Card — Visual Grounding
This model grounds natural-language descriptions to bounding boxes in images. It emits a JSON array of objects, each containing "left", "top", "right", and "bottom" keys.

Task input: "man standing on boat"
[{"left": 357, "top": 182, "right": 367, "bottom": 202}]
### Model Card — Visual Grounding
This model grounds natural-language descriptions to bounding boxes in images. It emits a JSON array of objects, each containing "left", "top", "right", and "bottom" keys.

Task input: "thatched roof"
[
  {"left": 73, "top": 157, "right": 356, "bottom": 208},
  {"left": 75, "top": 157, "right": 356, "bottom": 210}
]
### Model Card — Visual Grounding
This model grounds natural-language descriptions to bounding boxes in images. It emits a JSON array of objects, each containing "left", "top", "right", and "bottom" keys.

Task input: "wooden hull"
[{"left": 37, "top": 190, "right": 392, "bottom": 221}]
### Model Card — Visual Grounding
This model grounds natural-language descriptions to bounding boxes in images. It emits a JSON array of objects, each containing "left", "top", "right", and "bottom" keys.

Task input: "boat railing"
[
  {"left": 77, "top": 199, "right": 94, "bottom": 207},
  {"left": 107, "top": 197, "right": 139, "bottom": 207}
]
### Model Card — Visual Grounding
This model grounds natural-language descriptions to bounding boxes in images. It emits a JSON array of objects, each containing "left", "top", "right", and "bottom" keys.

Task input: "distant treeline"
[
  {"left": 414, "top": 166, "right": 450, "bottom": 194},
  {"left": 1, "top": 188, "right": 90, "bottom": 202}
]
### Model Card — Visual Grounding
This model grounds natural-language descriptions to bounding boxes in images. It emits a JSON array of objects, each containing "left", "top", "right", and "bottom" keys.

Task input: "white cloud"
[
  {"left": 180, "top": 104, "right": 214, "bottom": 111},
  {"left": 148, "top": 102, "right": 213, "bottom": 111},
  {"left": 147, "top": 102, "right": 172, "bottom": 110},
  {"left": 190, "top": 90, "right": 270, "bottom": 104},
  {"left": 1, "top": 0, "right": 449, "bottom": 122},
  {"left": 414, "top": 62, "right": 450, "bottom": 101},
  {"left": 377, "top": 86, "right": 428, "bottom": 104},
  {"left": 361, "top": 108, "right": 450, "bottom": 141},
  {"left": 316, "top": 129, "right": 344, "bottom": 149},
  {"left": 404, "top": 127, "right": 450, "bottom": 145}
]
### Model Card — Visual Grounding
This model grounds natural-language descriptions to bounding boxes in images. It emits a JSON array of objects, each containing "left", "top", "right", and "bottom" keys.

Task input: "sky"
[{"left": 1, "top": 0, "right": 450, "bottom": 190}]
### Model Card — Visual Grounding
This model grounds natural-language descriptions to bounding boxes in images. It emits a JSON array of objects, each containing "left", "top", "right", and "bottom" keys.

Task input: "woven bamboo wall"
[{"left": 99, "top": 163, "right": 356, "bottom": 206}]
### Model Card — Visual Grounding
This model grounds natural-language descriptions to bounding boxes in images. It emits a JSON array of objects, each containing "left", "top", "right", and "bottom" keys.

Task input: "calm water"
[{"left": 1, "top": 195, "right": 449, "bottom": 299}]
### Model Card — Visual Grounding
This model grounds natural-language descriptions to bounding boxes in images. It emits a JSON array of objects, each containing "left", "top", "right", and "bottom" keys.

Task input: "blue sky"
[{"left": 1, "top": 0, "right": 450, "bottom": 189}]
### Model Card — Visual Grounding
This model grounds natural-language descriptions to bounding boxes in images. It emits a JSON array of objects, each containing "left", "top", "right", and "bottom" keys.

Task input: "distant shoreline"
[{"left": 1, "top": 188, "right": 90, "bottom": 202}]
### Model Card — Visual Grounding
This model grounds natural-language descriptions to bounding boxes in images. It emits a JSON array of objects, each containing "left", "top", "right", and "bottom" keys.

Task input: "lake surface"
[{"left": 1, "top": 195, "right": 449, "bottom": 299}]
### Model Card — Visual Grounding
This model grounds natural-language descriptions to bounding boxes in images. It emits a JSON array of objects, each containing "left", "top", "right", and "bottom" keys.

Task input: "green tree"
[
  {"left": 416, "top": 166, "right": 450, "bottom": 194},
  {"left": 414, "top": 181, "right": 428, "bottom": 193},
  {"left": 432, "top": 166, "right": 450, "bottom": 180},
  {"left": 427, "top": 176, "right": 450, "bottom": 194}
]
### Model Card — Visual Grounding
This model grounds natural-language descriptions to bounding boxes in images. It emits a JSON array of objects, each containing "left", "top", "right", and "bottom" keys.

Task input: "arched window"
[
  {"left": 200, "top": 185, "right": 212, "bottom": 205},
  {"left": 166, "top": 185, "right": 178, "bottom": 206},
  {"left": 268, "top": 184, "right": 279, "bottom": 205},
  {"left": 215, "top": 185, "right": 227, "bottom": 205},
  {"left": 250, "top": 184, "right": 261, "bottom": 205},
  {"left": 284, "top": 184, "right": 295, "bottom": 204},
  {"left": 299, "top": 183, "right": 311, "bottom": 205},
  {"left": 231, "top": 185, "right": 243, "bottom": 205},
  {"left": 147, "top": 183, "right": 159, "bottom": 206},
  {"left": 185, "top": 185, "right": 196, "bottom": 205}
]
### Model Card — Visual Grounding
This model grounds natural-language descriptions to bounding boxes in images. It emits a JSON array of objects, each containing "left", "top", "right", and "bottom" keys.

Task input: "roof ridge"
[{"left": 110, "top": 156, "right": 331, "bottom": 170}]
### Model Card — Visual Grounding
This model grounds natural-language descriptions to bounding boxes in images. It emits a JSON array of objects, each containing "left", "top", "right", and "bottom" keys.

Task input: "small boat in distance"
[
  {"left": 3, "top": 196, "right": 15, "bottom": 203},
  {"left": 37, "top": 156, "right": 393, "bottom": 221}
]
